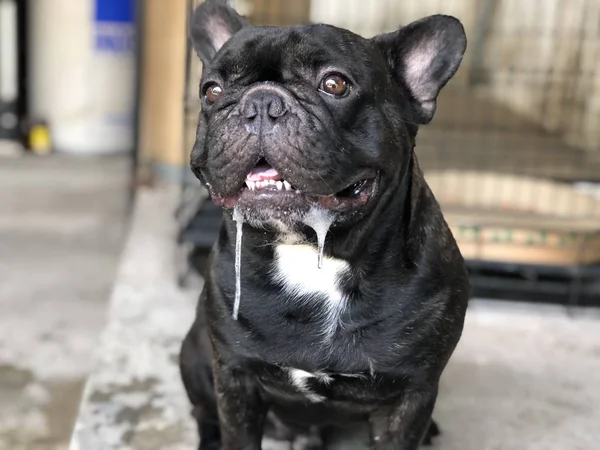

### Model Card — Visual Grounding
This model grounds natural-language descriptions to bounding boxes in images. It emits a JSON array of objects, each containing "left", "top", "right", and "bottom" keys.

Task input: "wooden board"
[
  {"left": 445, "top": 211, "right": 600, "bottom": 266},
  {"left": 431, "top": 171, "right": 600, "bottom": 265},
  {"left": 138, "top": 0, "right": 188, "bottom": 169},
  {"left": 250, "top": 0, "right": 310, "bottom": 25}
]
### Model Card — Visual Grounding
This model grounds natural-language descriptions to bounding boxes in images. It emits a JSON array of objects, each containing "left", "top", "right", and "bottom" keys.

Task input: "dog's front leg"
[
  {"left": 214, "top": 361, "right": 267, "bottom": 450},
  {"left": 368, "top": 389, "right": 437, "bottom": 450}
]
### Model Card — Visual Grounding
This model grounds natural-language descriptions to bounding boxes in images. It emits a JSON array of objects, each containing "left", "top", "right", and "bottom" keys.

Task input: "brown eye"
[
  {"left": 205, "top": 84, "right": 223, "bottom": 103},
  {"left": 319, "top": 74, "right": 349, "bottom": 97}
]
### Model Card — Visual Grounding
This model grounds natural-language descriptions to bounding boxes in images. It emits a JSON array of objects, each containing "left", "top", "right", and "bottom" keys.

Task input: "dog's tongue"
[{"left": 246, "top": 166, "right": 282, "bottom": 182}]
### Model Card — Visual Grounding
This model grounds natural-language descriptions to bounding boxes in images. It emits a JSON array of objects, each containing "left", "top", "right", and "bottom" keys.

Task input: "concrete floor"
[{"left": 0, "top": 154, "right": 130, "bottom": 450}]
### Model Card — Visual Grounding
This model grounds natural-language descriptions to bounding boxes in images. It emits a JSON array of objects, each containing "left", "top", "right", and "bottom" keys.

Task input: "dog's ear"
[
  {"left": 373, "top": 15, "right": 466, "bottom": 124},
  {"left": 190, "top": 0, "right": 248, "bottom": 65}
]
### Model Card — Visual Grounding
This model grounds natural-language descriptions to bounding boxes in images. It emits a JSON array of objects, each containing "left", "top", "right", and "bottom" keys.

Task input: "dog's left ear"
[
  {"left": 373, "top": 15, "right": 466, "bottom": 124},
  {"left": 190, "top": 0, "right": 248, "bottom": 65}
]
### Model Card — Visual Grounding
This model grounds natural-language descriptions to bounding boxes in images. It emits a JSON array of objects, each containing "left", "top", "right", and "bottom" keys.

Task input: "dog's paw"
[{"left": 421, "top": 419, "right": 441, "bottom": 446}]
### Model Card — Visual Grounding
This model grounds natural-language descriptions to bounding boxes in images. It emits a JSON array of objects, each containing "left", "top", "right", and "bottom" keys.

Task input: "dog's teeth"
[{"left": 249, "top": 179, "right": 292, "bottom": 191}]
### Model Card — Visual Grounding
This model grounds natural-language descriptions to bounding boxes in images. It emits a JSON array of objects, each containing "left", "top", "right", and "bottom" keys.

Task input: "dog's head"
[{"left": 190, "top": 0, "right": 466, "bottom": 227}]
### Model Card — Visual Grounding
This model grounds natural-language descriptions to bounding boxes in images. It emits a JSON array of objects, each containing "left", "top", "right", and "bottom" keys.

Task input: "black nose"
[{"left": 241, "top": 90, "right": 287, "bottom": 133}]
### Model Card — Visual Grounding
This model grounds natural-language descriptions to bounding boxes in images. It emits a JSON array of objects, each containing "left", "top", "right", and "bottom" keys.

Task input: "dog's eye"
[
  {"left": 205, "top": 84, "right": 223, "bottom": 103},
  {"left": 319, "top": 74, "right": 349, "bottom": 97}
]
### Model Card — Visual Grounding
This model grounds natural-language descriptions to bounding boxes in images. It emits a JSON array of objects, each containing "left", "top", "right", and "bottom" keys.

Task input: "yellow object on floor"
[{"left": 29, "top": 123, "right": 52, "bottom": 155}]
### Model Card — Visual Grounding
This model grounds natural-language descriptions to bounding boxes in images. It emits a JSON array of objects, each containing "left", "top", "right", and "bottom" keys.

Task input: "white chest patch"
[
  {"left": 287, "top": 368, "right": 332, "bottom": 402},
  {"left": 273, "top": 244, "right": 350, "bottom": 338},
  {"left": 286, "top": 368, "right": 368, "bottom": 402}
]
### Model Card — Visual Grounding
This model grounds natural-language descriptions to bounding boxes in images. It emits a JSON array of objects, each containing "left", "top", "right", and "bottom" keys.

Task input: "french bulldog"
[{"left": 180, "top": 0, "right": 470, "bottom": 449}]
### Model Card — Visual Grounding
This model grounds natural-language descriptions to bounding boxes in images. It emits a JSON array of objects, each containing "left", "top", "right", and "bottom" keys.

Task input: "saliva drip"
[
  {"left": 232, "top": 207, "right": 244, "bottom": 320},
  {"left": 301, "top": 207, "right": 336, "bottom": 269}
]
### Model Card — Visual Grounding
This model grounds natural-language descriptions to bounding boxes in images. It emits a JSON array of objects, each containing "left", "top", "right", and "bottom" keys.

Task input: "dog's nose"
[
  {"left": 240, "top": 89, "right": 288, "bottom": 133},
  {"left": 242, "top": 94, "right": 286, "bottom": 120}
]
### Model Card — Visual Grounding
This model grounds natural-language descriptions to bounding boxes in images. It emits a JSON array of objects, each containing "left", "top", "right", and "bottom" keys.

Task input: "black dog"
[{"left": 180, "top": 1, "right": 470, "bottom": 449}]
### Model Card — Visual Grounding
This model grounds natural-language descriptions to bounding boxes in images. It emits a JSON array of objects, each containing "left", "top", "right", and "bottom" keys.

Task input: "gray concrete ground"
[
  {"left": 0, "top": 154, "right": 130, "bottom": 450},
  {"left": 2, "top": 157, "right": 599, "bottom": 450},
  {"left": 71, "top": 186, "right": 600, "bottom": 450}
]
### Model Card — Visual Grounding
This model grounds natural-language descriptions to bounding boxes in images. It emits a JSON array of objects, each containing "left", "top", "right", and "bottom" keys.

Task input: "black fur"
[{"left": 181, "top": 2, "right": 470, "bottom": 449}]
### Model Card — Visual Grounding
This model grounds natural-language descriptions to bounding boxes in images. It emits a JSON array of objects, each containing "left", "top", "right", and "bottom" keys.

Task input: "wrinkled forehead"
[{"left": 205, "top": 24, "right": 371, "bottom": 82}]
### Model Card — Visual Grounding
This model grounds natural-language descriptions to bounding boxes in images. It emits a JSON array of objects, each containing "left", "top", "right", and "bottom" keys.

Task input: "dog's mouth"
[{"left": 210, "top": 159, "right": 379, "bottom": 214}]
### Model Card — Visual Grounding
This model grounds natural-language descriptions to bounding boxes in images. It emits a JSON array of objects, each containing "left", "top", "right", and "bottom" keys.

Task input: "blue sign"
[
  {"left": 94, "top": 0, "right": 136, "bottom": 53},
  {"left": 95, "top": 0, "right": 135, "bottom": 24}
]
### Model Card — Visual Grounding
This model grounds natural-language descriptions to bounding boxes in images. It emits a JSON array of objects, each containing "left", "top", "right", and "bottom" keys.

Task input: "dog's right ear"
[
  {"left": 372, "top": 15, "right": 466, "bottom": 124},
  {"left": 190, "top": 0, "right": 248, "bottom": 65}
]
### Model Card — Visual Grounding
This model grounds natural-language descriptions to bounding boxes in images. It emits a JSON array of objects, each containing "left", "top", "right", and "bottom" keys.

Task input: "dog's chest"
[
  {"left": 272, "top": 243, "right": 350, "bottom": 337},
  {"left": 269, "top": 243, "right": 373, "bottom": 402}
]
